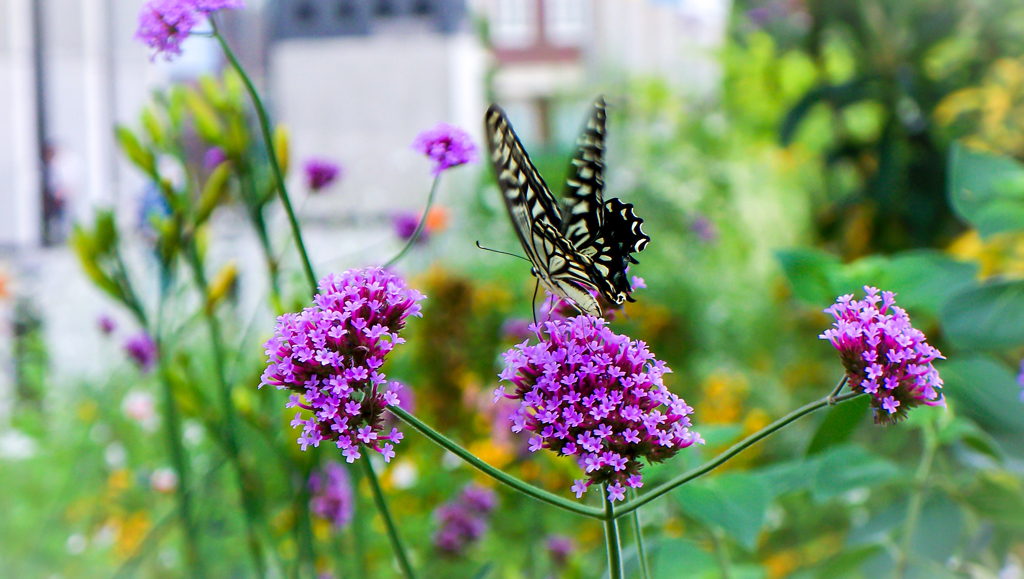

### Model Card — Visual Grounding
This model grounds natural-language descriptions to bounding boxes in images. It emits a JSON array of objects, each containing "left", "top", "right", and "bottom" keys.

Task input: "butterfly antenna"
[{"left": 475, "top": 241, "right": 531, "bottom": 263}]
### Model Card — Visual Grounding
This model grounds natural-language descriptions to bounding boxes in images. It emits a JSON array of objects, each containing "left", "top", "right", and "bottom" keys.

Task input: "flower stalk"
[
  {"left": 603, "top": 485, "right": 624, "bottom": 579},
  {"left": 389, "top": 406, "right": 604, "bottom": 519},
  {"left": 362, "top": 456, "right": 416, "bottom": 579},
  {"left": 628, "top": 489, "right": 651, "bottom": 579},
  {"left": 210, "top": 19, "right": 317, "bottom": 293},
  {"left": 894, "top": 419, "right": 938, "bottom": 578},
  {"left": 383, "top": 174, "right": 441, "bottom": 269},
  {"left": 184, "top": 242, "right": 266, "bottom": 578},
  {"left": 613, "top": 386, "right": 862, "bottom": 518}
]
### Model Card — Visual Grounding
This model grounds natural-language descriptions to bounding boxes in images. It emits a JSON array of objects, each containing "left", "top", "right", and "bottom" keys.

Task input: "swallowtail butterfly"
[{"left": 485, "top": 97, "right": 649, "bottom": 317}]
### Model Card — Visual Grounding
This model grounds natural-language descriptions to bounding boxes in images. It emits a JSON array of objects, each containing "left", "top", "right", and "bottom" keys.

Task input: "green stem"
[
  {"left": 211, "top": 21, "right": 317, "bottom": 293},
  {"left": 628, "top": 489, "right": 651, "bottom": 579},
  {"left": 894, "top": 421, "right": 938, "bottom": 579},
  {"left": 361, "top": 455, "right": 416, "bottom": 579},
  {"left": 154, "top": 309, "right": 207, "bottom": 578},
  {"left": 390, "top": 406, "right": 603, "bottom": 519},
  {"left": 382, "top": 175, "right": 441, "bottom": 269},
  {"left": 184, "top": 243, "right": 266, "bottom": 579},
  {"left": 615, "top": 388, "right": 863, "bottom": 518},
  {"left": 602, "top": 486, "right": 624, "bottom": 579},
  {"left": 826, "top": 375, "right": 849, "bottom": 405}
]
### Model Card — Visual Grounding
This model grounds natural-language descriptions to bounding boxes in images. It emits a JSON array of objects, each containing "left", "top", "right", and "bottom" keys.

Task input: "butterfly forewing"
[{"left": 562, "top": 97, "right": 607, "bottom": 252}]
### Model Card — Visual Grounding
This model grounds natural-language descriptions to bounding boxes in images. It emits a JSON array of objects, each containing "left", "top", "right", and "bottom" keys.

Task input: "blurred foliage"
[{"left": 6, "top": 1, "right": 1024, "bottom": 578}]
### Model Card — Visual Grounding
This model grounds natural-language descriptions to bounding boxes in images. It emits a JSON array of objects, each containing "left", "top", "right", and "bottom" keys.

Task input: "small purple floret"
[
  {"left": 309, "top": 461, "right": 354, "bottom": 529},
  {"left": 303, "top": 158, "right": 342, "bottom": 192},
  {"left": 411, "top": 123, "right": 478, "bottom": 176},
  {"left": 545, "top": 534, "right": 574, "bottom": 566},
  {"left": 124, "top": 332, "right": 157, "bottom": 372},
  {"left": 261, "top": 268, "right": 425, "bottom": 461},
  {"left": 204, "top": 147, "right": 227, "bottom": 171},
  {"left": 820, "top": 286, "right": 945, "bottom": 423},
  {"left": 496, "top": 316, "right": 701, "bottom": 502}
]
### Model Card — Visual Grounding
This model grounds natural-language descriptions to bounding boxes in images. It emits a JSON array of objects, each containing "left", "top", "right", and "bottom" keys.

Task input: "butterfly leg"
[{"left": 531, "top": 279, "right": 540, "bottom": 330}]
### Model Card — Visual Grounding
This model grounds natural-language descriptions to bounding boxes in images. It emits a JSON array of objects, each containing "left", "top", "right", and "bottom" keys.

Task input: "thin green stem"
[
  {"left": 628, "top": 489, "right": 651, "bottom": 579},
  {"left": 614, "top": 389, "right": 863, "bottom": 518},
  {"left": 827, "top": 375, "right": 849, "bottom": 405},
  {"left": 390, "top": 406, "right": 604, "bottom": 519},
  {"left": 154, "top": 301, "right": 206, "bottom": 578},
  {"left": 382, "top": 175, "right": 441, "bottom": 269},
  {"left": 603, "top": 486, "right": 624, "bottom": 579},
  {"left": 361, "top": 456, "right": 416, "bottom": 579},
  {"left": 184, "top": 243, "right": 266, "bottom": 579},
  {"left": 894, "top": 421, "right": 938, "bottom": 579},
  {"left": 211, "top": 21, "right": 317, "bottom": 293}
]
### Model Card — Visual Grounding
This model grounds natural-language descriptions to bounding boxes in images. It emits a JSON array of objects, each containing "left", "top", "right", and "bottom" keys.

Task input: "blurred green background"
[{"left": 5, "top": 0, "right": 1024, "bottom": 578}]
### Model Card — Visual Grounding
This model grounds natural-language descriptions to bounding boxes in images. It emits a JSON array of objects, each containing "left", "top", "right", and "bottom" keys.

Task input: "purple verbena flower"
[
  {"left": 496, "top": 316, "right": 701, "bottom": 502},
  {"left": 98, "top": 314, "right": 117, "bottom": 336},
  {"left": 303, "top": 158, "right": 342, "bottom": 192},
  {"left": 690, "top": 214, "right": 717, "bottom": 243},
  {"left": 261, "top": 268, "right": 425, "bottom": 461},
  {"left": 392, "top": 212, "right": 427, "bottom": 243},
  {"left": 124, "top": 332, "right": 158, "bottom": 372},
  {"left": 135, "top": 0, "right": 243, "bottom": 60},
  {"left": 820, "top": 286, "right": 945, "bottom": 424},
  {"left": 545, "top": 534, "right": 574, "bottom": 566},
  {"left": 411, "top": 123, "right": 478, "bottom": 176},
  {"left": 433, "top": 484, "right": 498, "bottom": 555},
  {"left": 204, "top": 146, "right": 227, "bottom": 171},
  {"left": 309, "top": 461, "right": 355, "bottom": 529}
]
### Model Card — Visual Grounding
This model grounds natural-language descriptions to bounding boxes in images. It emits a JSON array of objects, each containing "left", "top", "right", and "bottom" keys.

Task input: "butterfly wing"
[
  {"left": 561, "top": 97, "right": 607, "bottom": 252},
  {"left": 560, "top": 98, "right": 651, "bottom": 305},
  {"left": 485, "top": 104, "right": 602, "bottom": 317}
]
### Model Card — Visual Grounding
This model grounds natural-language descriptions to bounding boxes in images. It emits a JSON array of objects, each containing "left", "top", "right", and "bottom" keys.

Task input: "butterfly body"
[{"left": 485, "top": 97, "right": 649, "bottom": 317}]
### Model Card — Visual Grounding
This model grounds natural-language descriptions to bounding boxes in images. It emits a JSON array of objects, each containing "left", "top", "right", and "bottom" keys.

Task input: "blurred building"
[{"left": 483, "top": 0, "right": 730, "bottom": 146}]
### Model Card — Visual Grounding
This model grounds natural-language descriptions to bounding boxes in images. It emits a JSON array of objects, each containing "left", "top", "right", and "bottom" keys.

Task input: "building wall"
[{"left": 269, "top": 25, "right": 487, "bottom": 217}]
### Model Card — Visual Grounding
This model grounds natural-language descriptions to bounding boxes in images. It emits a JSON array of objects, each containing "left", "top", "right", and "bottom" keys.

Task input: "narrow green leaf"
[{"left": 805, "top": 395, "right": 870, "bottom": 456}]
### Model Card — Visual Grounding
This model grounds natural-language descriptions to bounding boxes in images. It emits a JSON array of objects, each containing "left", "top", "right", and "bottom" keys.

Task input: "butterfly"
[{"left": 485, "top": 97, "right": 649, "bottom": 317}]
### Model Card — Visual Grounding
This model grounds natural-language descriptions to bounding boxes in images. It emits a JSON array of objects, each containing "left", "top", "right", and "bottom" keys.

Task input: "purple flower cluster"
[
  {"left": 309, "top": 461, "right": 355, "bottom": 529},
  {"left": 98, "top": 314, "right": 117, "bottom": 336},
  {"left": 495, "top": 316, "right": 702, "bottom": 502},
  {"left": 124, "top": 332, "right": 157, "bottom": 372},
  {"left": 433, "top": 484, "right": 497, "bottom": 555},
  {"left": 821, "top": 286, "right": 945, "bottom": 423},
  {"left": 411, "top": 123, "right": 478, "bottom": 176},
  {"left": 1017, "top": 360, "right": 1024, "bottom": 403},
  {"left": 545, "top": 534, "right": 574, "bottom": 566},
  {"left": 260, "top": 268, "right": 425, "bottom": 462},
  {"left": 135, "top": 0, "right": 243, "bottom": 59},
  {"left": 303, "top": 158, "right": 342, "bottom": 192}
]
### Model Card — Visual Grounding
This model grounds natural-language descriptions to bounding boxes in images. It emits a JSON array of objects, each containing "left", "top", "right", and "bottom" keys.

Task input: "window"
[
  {"left": 492, "top": 0, "right": 535, "bottom": 48},
  {"left": 544, "top": 0, "right": 585, "bottom": 46}
]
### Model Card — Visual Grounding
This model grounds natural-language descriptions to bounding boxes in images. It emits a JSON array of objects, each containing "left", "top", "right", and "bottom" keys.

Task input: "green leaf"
[
  {"left": 811, "top": 445, "right": 901, "bottom": 503},
  {"left": 115, "top": 126, "right": 156, "bottom": 176},
  {"left": 910, "top": 493, "right": 963, "bottom": 563},
  {"left": 936, "top": 416, "right": 1004, "bottom": 462},
  {"left": 675, "top": 473, "right": 771, "bottom": 550},
  {"left": 777, "top": 248, "right": 841, "bottom": 305},
  {"left": 805, "top": 395, "right": 870, "bottom": 456},
  {"left": 652, "top": 539, "right": 717, "bottom": 579},
  {"left": 941, "top": 279, "right": 1024, "bottom": 350},
  {"left": 948, "top": 141, "right": 1024, "bottom": 237},
  {"left": 963, "top": 473, "right": 1024, "bottom": 528},
  {"left": 940, "top": 355, "right": 1024, "bottom": 434},
  {"left": 882, "top": 250, "right": 978, "bottom": 317},
  {"left": 811, "top": 544, "right": 885, "bottom": 579}
]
